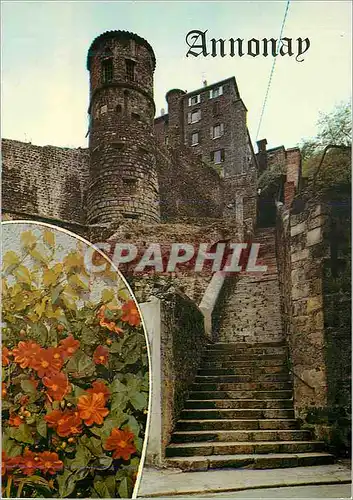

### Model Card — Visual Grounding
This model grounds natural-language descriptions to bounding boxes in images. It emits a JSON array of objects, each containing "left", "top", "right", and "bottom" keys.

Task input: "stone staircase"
[
  {"left": 164, "top": 228, "right": 334, "bottom": 471},
  {"left": 165, "top": 342, "right": 334, "bottom": 470},
  {"left": 217, "top": 227, "right": 283, "bottom": 344}
]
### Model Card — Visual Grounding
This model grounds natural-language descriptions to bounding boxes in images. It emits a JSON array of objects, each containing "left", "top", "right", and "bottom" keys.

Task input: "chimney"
[
  {"left": 256, "top": 138, "right": 268, "bottom": 173},
  {"left": 160, "top": 108, "right": 165, "bottom": 116},
  {"left": 203, "top": 80, "right": 207, "bottom": 87}
]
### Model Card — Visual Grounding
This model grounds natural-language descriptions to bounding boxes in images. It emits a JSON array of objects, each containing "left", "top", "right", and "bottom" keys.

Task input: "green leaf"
[
  {"left": 68, "top": 443, "right": 93, "bottom": 473},
  {"left": 80, "top": 326, "right": 98, "bottom": 346},
  {"left": 110, "top": 391, "right": 129, "bottom": 414},
  {"left": 118, "top": 476, "right": 132, "bottom": 499},
  {"left": 2, "top": 251, "right": 20, "bottom": 273},
  {"left": 109, "top": 341, "right": 123, "bottom": 354},
  {"left": 21, "top": 230, "right": 37, "bottom": 248},
  {"left": 125, "top": 415, "right": 140, "bottom": 437},
  {"left": 36, "top": 418, "right": 47, "bottom": 438},
  {"left": 21, "top": 379, "right": 38, "bottom": 395},
  {"left": 29, "top": 322, "right": 48, "bottom": 344},
  {"left": 66, "top": 349, "right": 96, "bottom": 378},
  {"left": 2, "top": 436, "right": 22, "bottom": 457},
  {"left": 110, "top": 378, "right": 127, "bottom": 394},
  {"left": 14, "top": 265, "right": 32, "bottom": 285},
  {"left": 94, "top": 475, "right": 116, "bottom": 498},
  {"left": 130, "top": 391, "right": 147, "bottom": 411},
  {"left": 10, "top": 423, "right": 34, "bottom": 444},
  {"left": 43, "top": 230, "right": 55, "bottom": 248},
  {"left": 92, "top": 455, "right": 113, "bottom": 471},
  {"left": 79, "top": 435, "right": 103, "bottom": 457},
  {"left": 101, "top": 289, "right": 115, "bottom": 303}
]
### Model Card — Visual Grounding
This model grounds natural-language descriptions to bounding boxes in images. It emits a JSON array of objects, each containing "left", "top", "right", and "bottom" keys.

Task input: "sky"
[{"left": 2, "top": 1, "right": 352, "bottom": 150}]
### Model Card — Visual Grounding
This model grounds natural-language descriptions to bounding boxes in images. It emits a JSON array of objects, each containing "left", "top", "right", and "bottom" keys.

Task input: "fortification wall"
[{"left": 1, "top": 139, "right": 89, "bottom": 224}]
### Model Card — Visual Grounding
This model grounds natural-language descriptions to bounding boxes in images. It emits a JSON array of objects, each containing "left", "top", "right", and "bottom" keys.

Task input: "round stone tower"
[{"left": 86, "top": 30, "right": 160, "bottom": 225}]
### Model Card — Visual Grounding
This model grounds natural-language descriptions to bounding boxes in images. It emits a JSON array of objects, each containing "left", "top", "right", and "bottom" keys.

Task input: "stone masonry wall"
[
  {"left": 1, "top": 139, "right": 89, "bottom": 224},
  {"left": 156, "top": 145, "right": 223, "bottom": 221},
  {"left": 289, "top": 203, "right": 330, "bottom": 414},
  {"left": 160, "top": 291, "right": 207, "bottom": 456},
  {"left": 105, "top": 218, "right": 241, "bottom": 305}
]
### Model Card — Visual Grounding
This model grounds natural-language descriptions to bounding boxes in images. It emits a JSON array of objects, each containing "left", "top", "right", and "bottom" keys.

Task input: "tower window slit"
[
  {"left": 102, "top": 59, "right": 113, "bottom": 84},
  {"left": 125, "top": 59, "right": 136, "bottom": 81}
]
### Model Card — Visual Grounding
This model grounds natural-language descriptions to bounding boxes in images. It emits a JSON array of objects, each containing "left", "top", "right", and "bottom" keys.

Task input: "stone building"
[{"left": 1, "top": 30, "right": 350, "bottom": 474}]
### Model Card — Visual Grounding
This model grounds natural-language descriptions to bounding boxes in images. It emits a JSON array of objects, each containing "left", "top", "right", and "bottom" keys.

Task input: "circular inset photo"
[{"left": 1, "top": 221, "right": 150, "bottom": 499}]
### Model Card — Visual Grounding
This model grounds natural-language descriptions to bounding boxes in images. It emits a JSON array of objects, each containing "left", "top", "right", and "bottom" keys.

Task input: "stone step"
[
  {"left": 195, "top": 374, "right": 290, "bottom": 383},
  {"left": 165, "top": 452, "right": 334, "bottom": 471},
  {"left": 180, "top": 408, "right": 295, "bottom": 420},
  {"left": 171, "top": 429, "right": 312, "bottom": 443},
  {"left": 202, "top": 359, "right": 287, "bottom": 368},
  {"left": 166, "top": 440, "right": 325, "bottom": 458},
  {"left": 205, "top": 346, "right": 287, "bottom": 356},
  {"left": 207, "top": 342, "right": 286, "bottom": 349},
  {"left": 176, "top": 419, "right": 299, "bottom": 431},
  {"left": 189, "top": 390, "right": 293, "bottom": 400},
  {"left": 202, "top": 353, "right": 287, "bottom": 362},
  {"left": 198, "top": 365, "right": 287, "bottom": 375},
  {"left": 191, "top": 382, "right": 292, "bottom": 391},
  {"left": 185, "top": 399, "right": 294, "bottom": 410}
]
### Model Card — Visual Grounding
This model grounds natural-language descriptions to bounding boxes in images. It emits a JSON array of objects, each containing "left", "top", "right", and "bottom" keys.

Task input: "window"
[
  {"left": 102, "top": 59, "right": 113, "bottom": 84},
  {"left": 131, "top": 112, "right": 141, "bottom": 120},
  {"left": 213, "top": 102, "right": 220, "bottom": 115},
  {"left": 187, "top": 109, "right": 201, "bottom": 124},
  {"left": 188, "top": 94, "right": 201, "bottom": 106},
  {"left": 211, "top": 123, "right": 224, "bottom": 139},
  {"left": 209, "top": 85, "right": 223, "bottom": 99},
  {"left": 116, "top": 104, "right": 123, "bottom": 113},
  {"left": 191, "top": 131, "right": 199, "bottom": 146},
  {"left": 211, "top": 149, "right": 225, "bottom": 164},
  {"left": 164, "top": 136, "right": 169, "bottom": 146},
  {"left": 122, "top": 178, "right": 137, "bottom": 195},
  {"left": 125, "top": 59, "right": 135, "bottom": 81}
]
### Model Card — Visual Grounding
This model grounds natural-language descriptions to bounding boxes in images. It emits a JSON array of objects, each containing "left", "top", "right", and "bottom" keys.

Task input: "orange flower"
[
  {"left": 93, "top": 345, "right": 109, "bottom": 366},
  {"left": 87, "top": 380, "right": 111, "bottom": 403},
  {"left": 43, "top": 372, "right": 71, "bottom": 401},
  {"left": 104, "top": 427, "right": 136, "bottom": 460},
  {"left": 2, "top": 452, "right": 22, "bottom": 476},
  {"left": 2, "top": 346, "right": 11, "bottom": 366},
  {"left": 121, "top": 300, "right": 141, "bottom": 327},
  {"left": 37, "top": 451, "right": 63, "bottom": 475},
  {"left": 58, "top": 411, "right": 82, "bottom": 437},
  {"left": 9, "top": 414, "right": 23, "bottom": 427},
  {"left": 100, "top": 319, "right": 124, "bottom": 335},
  {"left": 32, "top": 347, "right": 63, "bottom": 378},
  {"left": 58, "top": 335, "right": 80, "bottom": 359},
  {"left": 45, "top": 409, "right": 82, "bottom": 437},
  {"left": 44, "top": 409, "right": 63, "bottom": 428},
  {"left": 20, "top": 395, "right": 30, "bottom": 406},
  {"left": 21, "top": 448, "right": 40, "bottom": 476},
  {"left": 97, "top": 305, "right": 123, "bottom": 335},
  {"left": 77, "top": 392, "right": 109, "bottom": 426},
  {"left": 12, "top": 341, "right": 41, "bottom": 369},
  {"left": 2, "top": 383, "right": 7, "bottom": 398}
]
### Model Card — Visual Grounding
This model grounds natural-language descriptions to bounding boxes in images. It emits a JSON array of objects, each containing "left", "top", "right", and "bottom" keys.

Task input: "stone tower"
[{"left": 86, "top": 30, "right": 160, "bottom": 225}]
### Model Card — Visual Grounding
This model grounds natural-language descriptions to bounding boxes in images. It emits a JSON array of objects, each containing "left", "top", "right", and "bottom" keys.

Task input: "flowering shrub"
[{"left": 1, "top": 226, "right": 149, "bottom": 498}]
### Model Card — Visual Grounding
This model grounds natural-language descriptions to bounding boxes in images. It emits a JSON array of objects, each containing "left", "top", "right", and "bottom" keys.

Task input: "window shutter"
[
  {"left": 188, "top": 97, "right": 192, "bottom": 107},
  {"left": 210, "top": 126, "right": 213, "bottom": 138},
  {"left": 197, "top": 94, "right": 200, "bottom": 104},
  {"left": 210, "top": 151, "right": 214, "bottom": 161},
  {"left": 187, "top": 112, "right": 191, "bottom": 124},
  {"left": 219, "top": 86, "right": 223, "bottom": 96},
  {"left": 198, "top": 110, "right": 201, "bottom": 121},
  {"left": 220, "top": 123, "right": 224, "bottom": 135},
  {"left": 221, "top": 149, "right": 225, "bottom": 161},
  {"left": 209, "top": 90, "right": 213, "bottom": 99}
]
